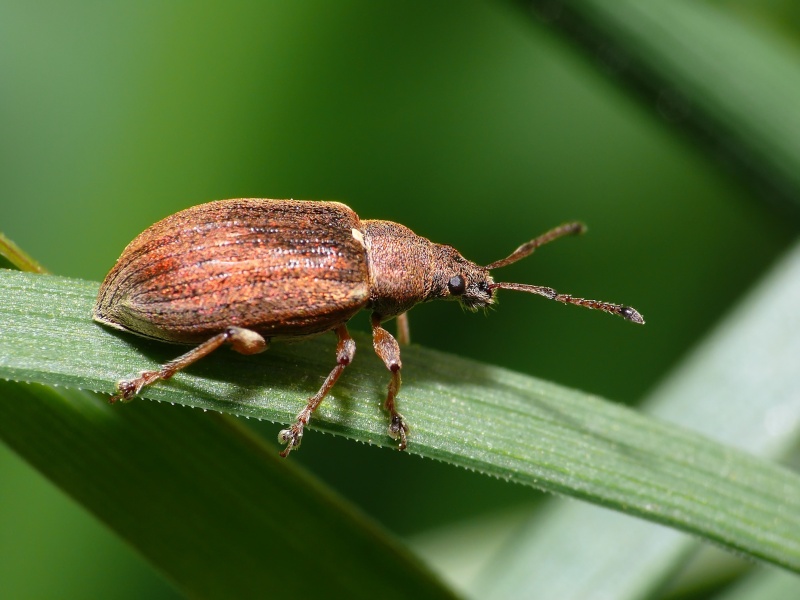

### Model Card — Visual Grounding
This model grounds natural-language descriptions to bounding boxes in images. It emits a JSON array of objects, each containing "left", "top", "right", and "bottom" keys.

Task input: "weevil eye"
[{"left": 448, "top": 275, "right": 466, "bottom": 295}]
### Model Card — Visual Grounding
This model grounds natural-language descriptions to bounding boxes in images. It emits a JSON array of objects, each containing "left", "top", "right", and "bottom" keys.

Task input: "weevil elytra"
[{"left": 94, "top": 198, "right": 644, "bottom": 456}]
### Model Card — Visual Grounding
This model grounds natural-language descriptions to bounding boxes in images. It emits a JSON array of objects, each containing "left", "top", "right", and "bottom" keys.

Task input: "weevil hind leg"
[
  {"left": 278, "top": 325, "right": 355, "bottom": 458},
  {"left": 396, "top": 312, "right": 410, "bottom": 345},
  {"left": 112, "top": 327, "right": 268, "bottom": 402},
  {"left": 371, "top": 313, "right": 409, "bottom": 450}
]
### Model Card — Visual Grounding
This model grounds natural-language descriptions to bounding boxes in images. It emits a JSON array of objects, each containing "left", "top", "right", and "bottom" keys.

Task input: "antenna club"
[{"left": 621, "top": 306, "right": 646, "bottom": 325}]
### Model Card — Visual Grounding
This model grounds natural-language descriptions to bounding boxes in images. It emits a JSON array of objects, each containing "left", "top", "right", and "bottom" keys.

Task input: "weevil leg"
[
  {"left": 278, "top": 325, "right": 355, "bottom": 458},
  {"left": 371, "top": 313, "right": 409, "bottom": 450},
  {"left": 112, "top": 327, "right": 268, "bottom": 402},
  {"left": 396, "top": 312, "right": 410, "bottom": 346}
]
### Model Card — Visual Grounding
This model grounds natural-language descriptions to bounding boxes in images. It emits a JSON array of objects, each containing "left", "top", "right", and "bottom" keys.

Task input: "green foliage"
[
  {"left": 1, "top": 267, "right": 800, "bottom": 597},
  {"left": 0, "top": 383, "right": 453, "bottom": 600},
  {"left": 2, "top": 1, "right": 800, "bottom": 598}
]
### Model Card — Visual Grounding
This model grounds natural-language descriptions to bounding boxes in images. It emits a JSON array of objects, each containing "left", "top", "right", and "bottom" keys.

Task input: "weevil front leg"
[
  {"left": 278, "top": 325, "right": 355, "bottom": 458},
  {"left": 371, "top": 313, "right": 409, "bottom": 450},
  {"left": 112, "top": 327, "right": 268, "bottom": 402}
]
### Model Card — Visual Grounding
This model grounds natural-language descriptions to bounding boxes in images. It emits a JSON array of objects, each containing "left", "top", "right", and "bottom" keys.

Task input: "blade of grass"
[
  {"left": 0, "top": 232, "right": 48, "bottom": 273},
  {"left": 470, "top": 239, "right": 800, "bottom": 598},
  {"left": 516, "top": 0, "right": 800, "bottom": 210},
  {"left": 0, "top": 383, "right": 456, "bottom": 600},
  {"left": 720, "top": 568, "right": 800, "bottom": 600},
  {"left": 2, "top": 268, "right": 800, "bottom": 573}
]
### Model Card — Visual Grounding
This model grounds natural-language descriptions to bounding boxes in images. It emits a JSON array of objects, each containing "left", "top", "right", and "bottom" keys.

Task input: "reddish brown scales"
[
  {"left": 94, "top": 198, "right": 644, "bottom": 457},
  {"left": 94, "top": 199, "right": 370, "bottom": 343}
]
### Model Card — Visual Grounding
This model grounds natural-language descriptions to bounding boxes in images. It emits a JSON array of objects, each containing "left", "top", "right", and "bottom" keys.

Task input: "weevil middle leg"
[
  {"left": 371, "top": 313, "right": 409, "bottom": 450},
  {"left": 278, "top": 324, "right": 355, "bottom": 457}
]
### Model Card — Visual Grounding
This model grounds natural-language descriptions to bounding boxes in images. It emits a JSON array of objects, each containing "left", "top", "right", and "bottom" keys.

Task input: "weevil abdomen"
[{"left": 93, "top": 199, "right": 370, "bottom": 344}]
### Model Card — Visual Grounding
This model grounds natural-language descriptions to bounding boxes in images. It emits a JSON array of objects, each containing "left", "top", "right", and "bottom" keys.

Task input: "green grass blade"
[
  {"left": 518, "top": 0, "right": 800, "bottom": 208},
  {"left": 0, "top": 232, "right": 48, "bottom": 273},
  {"left": 2, "top": 268, "right": 800, "bottom": 574},
  {"left": 0, "top": 381, "right": 455, "bottom": 600},
  {"left": 470, "top": 240, "right": 800, "bottom": 598},
  {"left": 720, "top": 568, "right": 800, "bottom": 600}
]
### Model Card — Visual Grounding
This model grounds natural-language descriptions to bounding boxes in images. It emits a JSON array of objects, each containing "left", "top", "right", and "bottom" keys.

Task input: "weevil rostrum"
[{"left": 94, "top": 198, "right": 644, "bottom": 457}]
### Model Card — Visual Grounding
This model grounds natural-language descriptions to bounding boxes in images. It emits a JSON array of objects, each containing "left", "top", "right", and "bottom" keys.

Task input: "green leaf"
[
  {"left": 2, "top": 267, "right": 800, "bottom": 577},
  {"left": 0, "top": 382, "right": 453, "bottom": 600},
  {"left": 469, "top": 240, "right": 800, "bottom": 598},
  {"left": 518, "top": 0, "right": 800, "bottom": 209},
  {"left": 720, "top": 568, "right": 800, "bottom": 600},
  {"left": 0, "top": 232, "right": 48, "bottom": 273}
]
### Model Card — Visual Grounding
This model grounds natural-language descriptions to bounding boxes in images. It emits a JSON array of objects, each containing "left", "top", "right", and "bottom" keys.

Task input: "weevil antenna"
[
  {"left": 485, "top": 222, "right": 586, "bottom": 270},
  {"left": 488, "top": 281, "right": 645, "bottom": 324}
]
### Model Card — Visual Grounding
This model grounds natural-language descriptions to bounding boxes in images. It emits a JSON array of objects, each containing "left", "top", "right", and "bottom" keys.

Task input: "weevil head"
[
  {"left": 361, "top": 220, "right": 495, "bottom": 317},
  {"left": 362, "top": 219, "right": 644, "bottom": 324},
  {"left": 429, "top": 244, "right": 495, "bottom": 312}
]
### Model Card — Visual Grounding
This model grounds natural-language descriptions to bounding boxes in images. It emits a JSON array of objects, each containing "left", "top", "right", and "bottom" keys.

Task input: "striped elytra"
[
  {"left": 95, "top": 198, "right": 644, "bottom": 457},
  {"left": 94, "top": 199, "right": 371, "bottom": 343}
]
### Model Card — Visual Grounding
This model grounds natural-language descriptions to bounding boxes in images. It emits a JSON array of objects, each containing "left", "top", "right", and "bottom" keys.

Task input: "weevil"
[{"left": 94, "top": 198, "right": 644, "bottom": 456}]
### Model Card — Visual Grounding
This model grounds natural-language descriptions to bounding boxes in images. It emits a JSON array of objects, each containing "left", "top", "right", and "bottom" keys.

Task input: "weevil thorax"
[{"left": 361, "top": 220, "right": 495, "bottom": 318}]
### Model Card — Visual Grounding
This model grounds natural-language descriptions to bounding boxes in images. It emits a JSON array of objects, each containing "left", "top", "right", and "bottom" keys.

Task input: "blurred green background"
[{"left": 1, "top": 1, "right": 798, "bottom": 597}]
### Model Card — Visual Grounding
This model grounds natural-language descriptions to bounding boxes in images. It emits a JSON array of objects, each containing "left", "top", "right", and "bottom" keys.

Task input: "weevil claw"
[
  {"left": 278, "top": 424, "right": 303, "bottom": 457},
  {"left": 110, "top": 378, "right": 142, "bottom": 403},
  {"left": 111, "top": 369, "right": 164, "bottom": 403},
  {"left": 389, "top": 413, "right": 409, "bottom": 451}
]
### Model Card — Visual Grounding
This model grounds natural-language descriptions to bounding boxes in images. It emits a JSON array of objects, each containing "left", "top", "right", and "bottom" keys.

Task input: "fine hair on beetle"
[{"left": 93, "top": 199, "right": 644, "bottom": 457}]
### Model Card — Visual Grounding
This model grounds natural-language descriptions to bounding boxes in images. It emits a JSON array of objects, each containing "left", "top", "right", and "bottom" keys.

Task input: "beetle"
[{"left": 93, "top": 198, "right": 644, "bottom": 457}]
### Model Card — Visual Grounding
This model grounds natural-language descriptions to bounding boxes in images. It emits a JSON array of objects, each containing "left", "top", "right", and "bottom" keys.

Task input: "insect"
[{"left": 94, "top": 198, "right": 644, "bottom": 457}]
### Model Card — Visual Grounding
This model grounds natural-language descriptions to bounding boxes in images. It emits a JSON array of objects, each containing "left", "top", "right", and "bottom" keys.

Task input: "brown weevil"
[{"left": 94, "top": 198, "right": 644, "bottom": 456}]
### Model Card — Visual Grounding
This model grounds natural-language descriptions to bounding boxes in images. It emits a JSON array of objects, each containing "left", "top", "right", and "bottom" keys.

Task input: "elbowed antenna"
[
  {"left": 487, "top": 282, "right": 645, "bottom": 324},
  {"left": 485, "top": 222, "right": 645, "bottom": 324},
  {"left": 486, "top": 221, "right": 586, "bottom": 270}
]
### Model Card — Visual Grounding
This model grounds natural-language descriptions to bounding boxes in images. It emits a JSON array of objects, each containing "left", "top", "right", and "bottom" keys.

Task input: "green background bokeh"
[{"left": 1, "top": 2, "right": 796, "bottom": 597}]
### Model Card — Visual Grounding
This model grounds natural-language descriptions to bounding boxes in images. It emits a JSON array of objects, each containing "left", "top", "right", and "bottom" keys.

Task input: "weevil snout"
[{"left": 445, "top": 271, "right": 495, "bottom": 311}]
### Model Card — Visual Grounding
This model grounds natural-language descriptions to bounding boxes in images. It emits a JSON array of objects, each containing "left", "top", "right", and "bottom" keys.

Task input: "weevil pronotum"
[{"left": 94, "top": 198, "right": 644, "bottom": 456}]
